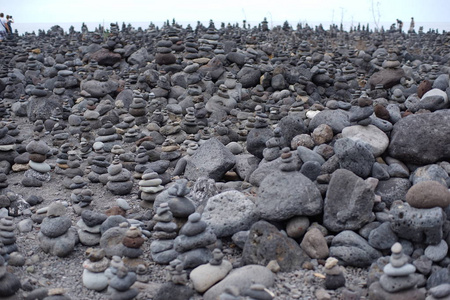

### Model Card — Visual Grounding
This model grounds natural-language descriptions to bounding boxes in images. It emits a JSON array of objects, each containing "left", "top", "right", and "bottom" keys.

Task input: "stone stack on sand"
[{"left": 22, "top": 137, "right": 51, "bottom": 187}]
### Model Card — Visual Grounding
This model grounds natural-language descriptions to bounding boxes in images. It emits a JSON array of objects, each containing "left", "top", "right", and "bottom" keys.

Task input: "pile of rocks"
[{"left": 1, "top": 17, "right": 450, "bottom": 300}]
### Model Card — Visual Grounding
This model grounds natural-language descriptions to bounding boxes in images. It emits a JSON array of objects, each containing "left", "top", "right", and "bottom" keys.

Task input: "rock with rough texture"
[
  {"left": 246, "top": 126, "right": 273, "bottom": 159},
  {"left": 257, "top": 168, "right": 323, "bottom": 221},
  {"left": 202, "top": 190, "right": 258, "bottom": 238},
  {"left": 154, "top": 282, "right": 194, "bottom": 300},
  {"left": 236, "top": 66, "right": 261, "bottom": 88},
  {"left": 277, "top": 115, "right": 308, "bottom": 148},
  {"left": 389, "top": 201, "right": 445, "bottom": 245},
  {"left": 323, "top": 169, "right": 375, "bottom": 232},
  {"left": 330, "top": 230, "right": 382, "bottom": 267},
  {"left": 242, "top": 220, "right": 309, "bottom": 272},
  {"left": 410, "top": 164, "right": 448, "bottom": 187},
  {"left": 185, "top": 138, "right": 236, "bottom": 181},
  {"left": 341, "top": 125, "right": 389, "bottom": 157},
  {"left": 388, "top": 110, "right": 450, "bottom": 165},
  {"left": 203, "top": 265, "right": 275, "bottom": 300},
  {"left": 334, "top": 138, "right": 375, "bottom": 178},
  {"left": 368, "top": 281, "right": 426, "bottom": 300},
  {"left": 375, "top": 178, "right": 411, "bottom": 208}
]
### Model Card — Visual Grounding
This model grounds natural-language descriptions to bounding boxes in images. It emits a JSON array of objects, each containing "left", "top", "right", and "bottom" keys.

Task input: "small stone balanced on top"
[{"left": 324, "top": 257, "right": 346, "bottom": 290}]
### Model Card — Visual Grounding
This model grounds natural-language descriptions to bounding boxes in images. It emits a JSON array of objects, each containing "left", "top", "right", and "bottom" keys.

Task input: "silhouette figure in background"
[{"left": 396, "top": 19, "right": 403, "bottom": 32}]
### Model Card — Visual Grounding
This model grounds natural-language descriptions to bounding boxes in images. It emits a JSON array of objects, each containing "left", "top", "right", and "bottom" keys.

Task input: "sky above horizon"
[{"left": 4, "top": 0, "right": 450, "bottom": 33}]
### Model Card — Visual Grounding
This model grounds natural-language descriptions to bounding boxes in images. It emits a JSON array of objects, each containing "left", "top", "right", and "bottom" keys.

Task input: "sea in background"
[{"left": 13, "top": 20, "right": 450, "bottom": 36}]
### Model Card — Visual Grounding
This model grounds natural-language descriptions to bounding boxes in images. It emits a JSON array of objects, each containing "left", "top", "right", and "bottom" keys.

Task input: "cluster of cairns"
[{"left": 0, "top": 17, "right": 449, "bottom": 299}]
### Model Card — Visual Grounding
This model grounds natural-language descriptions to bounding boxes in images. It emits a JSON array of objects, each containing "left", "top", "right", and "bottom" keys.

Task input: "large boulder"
[
  {"left": 341, "top": 125, "right": 389, "bottom": 157},
  {"left": 368, "top": 68, "right": 406, "bottom": 89},
  {"left": 202, "top": 190, "right": 259, "bottom": 238},
  {"left": 237, "top": 66, "right": 261, "bottom": 88},
  {"left": 81, "top": 79, "right": 119, "bottom": 98},
  {"left": 27, "top": 94, "right": 63, "bottom": 122},
  {"left": 388, "top": 110, "right": 450, "bottom": 164},
  {"left": 277, "top": 115, "right": 308, "bottom": 148},
  {"left": 256, "top": 165, "right": 323, "bottom": 221},
  {"left": 185, "top": 138, "right": 236, "bottom": 181},
  {"left": 198, "top": 57, "right": 225, "bottom": 81},
  {"left": 128, "top": 47, "right": 149, "bottom": 66},
  {"left": 89, "top": 48, "right": 122, "bottom": 66},
  {"left": 334, "top": 138, "right": 375, "bottom": 178},
  {"left": 203, "top": 265, "right": 275, "bottom": 300},
  {"left": 323, "top": 169, "right": 375, "bottom": 232},
  {"left": 241, "top": 220, "right": 309, "bottom": 272}
]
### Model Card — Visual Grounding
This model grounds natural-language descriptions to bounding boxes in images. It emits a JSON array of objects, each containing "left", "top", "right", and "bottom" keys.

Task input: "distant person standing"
[
  {"left": 409, "top": 17, "right": 415, "bottom": 33},
  {"left": 0, "top": 13, "right": 7, "bottom": 41},
  {"left": 6, "top": 15, "right": 13, "bottom": 36},
  {"left": 396, "top": 19, "right": 403, "bottom": 32}
]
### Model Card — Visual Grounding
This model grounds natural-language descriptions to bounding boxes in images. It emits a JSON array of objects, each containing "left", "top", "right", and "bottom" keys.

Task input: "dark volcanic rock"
[
  {"left": 242, "top": 220, "right": 309, "bottom": 272},
  {"left": 388, "top": 110, "right": 450, "bottom": 164}
]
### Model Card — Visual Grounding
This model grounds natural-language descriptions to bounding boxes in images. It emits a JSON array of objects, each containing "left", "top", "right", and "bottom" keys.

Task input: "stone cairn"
[
  {"left": 70, "top": 188, "right": 93, "bottom": 215},
  {"left": 134, "top": 145, "right": 149, "bottom": 179},
  {"left": 161, "top": 179, "right": 196, "bottom": 227},
  {"left": 324, "top": 257, "right": 346, "bottom": 290},
  {"left": 173, "top": 212, "right": 217, "bottom": 269},
  {"left": 368, "top": 242, "right": 425, "bottom": 299},
  {"left": 0, "top": 216, "right": 18, "bottom": 257},
  {"left": 129, "top": 93, "right": 148, "bottom": 126},
  {"left": 138, "top": 170, "right": 164, "bottom": 209},
  {"left": 77, "top": 210, "right": 107, "bottom": 247},
  {"left": 82, "top": 248, "right": 110, "bottom": 291},
  {"left": 106, "top": 156, "right": 133, "bottom": 195},
  {"left": 0, "top": 253, "right": 21, "bottom": 298},
  {"left": 150, "top": 203, "right": 179, "bottom": 264},
  {"left": 64, "top": 150, "right": 84, "bottom": 178},
  {"left": 262, "top": 127, "right": 283, "bottom": 162},
  {"left": 95, "top": 121, "right": 121, "bottom": 151},
  {"left": 38, "top": 202, "right": 78, "bottom": 257},
  {"left": 108, "top": 265, "right": 139, "bottom": 300},
  {"left": 121, "top": 226, "right": 146, "bottom": 272},
  {"left": 87, "top": 153, "right": 110, "bottom": 184},
  {"left": 0, "top": 122, "right": 18, "bottom": 168},
  {"left": 154, "top": 258, "right": 194, "bottom": 300},
  {"left": 54, "top": 142, "right": 71, "bottom": 174},
  {"left": 22, "top": 136, "right": 51, "bottom": 187}
]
